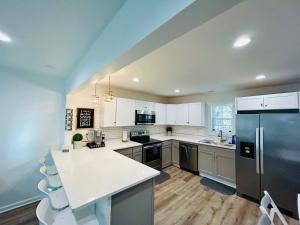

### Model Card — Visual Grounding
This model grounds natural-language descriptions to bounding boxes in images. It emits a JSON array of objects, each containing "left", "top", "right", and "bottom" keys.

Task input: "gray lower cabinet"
[
  {"left": 171, "top": 140, "right": 180, "bottom": 167},
  {"left": 111, "top": 179, "right": 155, "bottom": 225},
  {"left": 162, "top": 141, "right": 172, "bottom": 168},
  {"left": 198, "top": 144, "right": 235, "bottom": 186},
  {"left": 115, "top": 146, "right": 143, "bottom": 163}
]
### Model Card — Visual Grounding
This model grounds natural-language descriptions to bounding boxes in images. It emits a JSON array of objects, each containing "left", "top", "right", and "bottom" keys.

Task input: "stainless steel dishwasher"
[{"left": 179, "top": 142, "right": 198, "bottom": 173}]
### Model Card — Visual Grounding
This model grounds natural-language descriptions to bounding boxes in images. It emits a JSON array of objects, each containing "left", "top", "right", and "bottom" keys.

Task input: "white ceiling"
[
  {"left": 0, "top": 0, "right": 125, "bottom": 77},
  {"left": 100, "top": 0, "right": 300, "bottom": 96}
]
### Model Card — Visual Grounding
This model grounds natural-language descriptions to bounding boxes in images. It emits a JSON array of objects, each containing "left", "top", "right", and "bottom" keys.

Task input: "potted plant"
[
  {"left": 73, "top": 133, "right": 83, "bottom": 149},
  {"left": 166, "top": 127, "right": 173, "bottom": 136}
]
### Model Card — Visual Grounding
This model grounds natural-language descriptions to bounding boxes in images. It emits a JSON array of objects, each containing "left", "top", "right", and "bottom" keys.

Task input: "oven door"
[
  {"left": 135, "top": 110, "right": 155, "bottom": 125},
  {"left": 143, "top": 144, "right": 161, "bottom": 170}
]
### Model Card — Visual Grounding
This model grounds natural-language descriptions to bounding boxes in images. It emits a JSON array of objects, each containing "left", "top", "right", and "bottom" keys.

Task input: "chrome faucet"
[{"left": 218, "top": 130, "right": 227, "bottom": 143}]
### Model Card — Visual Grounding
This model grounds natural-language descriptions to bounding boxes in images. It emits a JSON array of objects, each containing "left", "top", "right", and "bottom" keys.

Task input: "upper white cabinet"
[
  {"left": 116, "top": 98, "right": 135, "bottom": 126},
  {"left": 155, "top": 103, "right": 166, "bottom": 125},
  {"left": 188, "top": 102, "right": 205, "bottom": 126},
  {"left": 236, "top": 95, "right": 264, "bottom": 111},
  {"left": 100, "top": 98, "right": 117, "bottom": 127},
  {"left": 135, "top": 100, "right": 155, "bottom": 111},
  {"left": 166, "top": 104, "right": 177, "bottom": 125},
  {"left": 263, "top": 92, "right": 298, "bottom": 110},
  {"left": 236, "top": 92, "right": 299, "bottom": 111},
  {"left": 176, "top": 104, "right": 189, "bottom": 125}
]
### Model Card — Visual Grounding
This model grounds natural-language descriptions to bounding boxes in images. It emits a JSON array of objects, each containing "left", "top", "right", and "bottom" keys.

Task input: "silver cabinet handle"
[
  {"left": 260, "top": 127, "right": 264, "bottom": 174},
  {"left": 256, "top": 128, "right": 260, "bottom": 174}
]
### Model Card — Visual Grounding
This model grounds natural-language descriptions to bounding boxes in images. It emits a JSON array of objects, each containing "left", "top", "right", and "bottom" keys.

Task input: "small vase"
[
  {"left": 167, "top": 131, "right": 172, "bottom": 136},
  {"left": 73, "top": 141, "right": 82, "bottom": 149}
]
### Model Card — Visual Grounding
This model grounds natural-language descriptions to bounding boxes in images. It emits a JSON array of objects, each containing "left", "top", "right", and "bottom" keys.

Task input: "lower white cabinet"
[
  {"left": 162, "top": 141, "right": 172, "bottom": 168},
  {"left": 172, "top": 140, "right": 179, "bottom": 167},
  {"left": 198, "top": 145, "right": 235, "bottom": 187}
]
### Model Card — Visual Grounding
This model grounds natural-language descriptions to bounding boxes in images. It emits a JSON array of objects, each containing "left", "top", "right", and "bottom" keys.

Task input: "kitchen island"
[{"left": 51, "top": 142, "right": 159, "bottom": 225}]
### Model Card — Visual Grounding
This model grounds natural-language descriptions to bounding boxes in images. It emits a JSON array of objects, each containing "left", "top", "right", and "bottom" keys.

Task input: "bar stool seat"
[
  {"left": 38, "top": 179, "right": 69, "bottom": 210},
  {"left": 36, "top": 198, "right": 99, "bottom": 225},
  {"left": 40, "top": 166, "right": 62, "bottom": 189}
]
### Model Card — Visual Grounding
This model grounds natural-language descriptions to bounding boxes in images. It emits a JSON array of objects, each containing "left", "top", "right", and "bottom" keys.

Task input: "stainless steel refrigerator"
[{"left": 236, "top": 113, "right": 300, "bottom": 217}]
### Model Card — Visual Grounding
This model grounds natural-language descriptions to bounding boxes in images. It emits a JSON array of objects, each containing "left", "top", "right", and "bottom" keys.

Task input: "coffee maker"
[{"left": 87, "top": 130, "right": 105, "bottom": 149}]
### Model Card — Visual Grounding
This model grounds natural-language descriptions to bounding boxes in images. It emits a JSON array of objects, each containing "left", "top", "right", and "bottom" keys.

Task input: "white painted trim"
[
  {"left": 0, "top": 195, "right": 41, "bottom": 214},
  {"left": 200, "top": 172, "right": 236, "bottom": 189}
]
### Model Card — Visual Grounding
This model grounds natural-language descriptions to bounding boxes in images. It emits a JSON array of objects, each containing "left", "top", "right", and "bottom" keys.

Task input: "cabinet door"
[
  {"left": 135, "top": 100, "right": 147, "bottom": 111},
  {"left": 176, "top": 104, "right": 189, "bottom": 125},
  {"left": 162, "top": 144, "right": 172, "bottom": 168},
  {"left": 155, "top": 103, "right": 166, "bottom": 125},
  {"left": 172, "top": 141, "right": 179, "bottom": 166},
  {"left": 236, "top": 96, "right": 264, "bottom": 111},
  {"left": 188, "top": 102, "right": 205, "bottom": 126},
  {"left": 215, "top": 150, "right": 235, "bottom": 183},
  {"left": 198, "top": 148, "right": 215, "bottom": 175},
  {"left": 102, "top": 98, "right": 117, "bottom": 127},
  {"left": 146, "top": 102, "right": 155, "bottom": 111},
  {"left": 263, "top": 92, "right": 298, "bottom": 110},
  {"left": 166, "top": 104, "right": 177, "bottom": 125},
  {"left": 133, "top": 152, "right": 142, "bottom": 163},
  {"left": 116, "top": 98, "right": 135, "bottom": 126}
]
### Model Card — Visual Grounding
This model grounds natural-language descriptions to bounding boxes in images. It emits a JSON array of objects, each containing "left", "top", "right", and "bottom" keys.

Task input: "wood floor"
[
  {"left": 0, "top": 166, "right": 298, "bottom": 225},
  {"left": 154, "top": 166, "right": 298, "bottom": 225}
]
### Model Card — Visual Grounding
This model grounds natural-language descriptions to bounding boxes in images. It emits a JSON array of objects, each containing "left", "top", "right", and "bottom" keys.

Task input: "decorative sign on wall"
[
  {"left": 77, "top": 108, "right": 94, "bottom": 129},
  {"left": 65, "top": 109, "right": 73, "bottom": 131}
]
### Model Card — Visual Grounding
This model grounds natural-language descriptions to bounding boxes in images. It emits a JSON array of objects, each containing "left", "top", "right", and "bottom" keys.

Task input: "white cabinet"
[
  {"left": 116, "top": 98, "right": 135, "bottom": 126},
  {"left": 263, "top": 92, "right": 298, "bottom": 110},
  {"left": 100, "top": 98, "right": 117, "bottom": 127},
  {"left": 176, "top": 104, "right": 189, "bottom": 125},
  {"left": 188, "top": 102, "right": 205, "bottom": 126},
  {"left": 166, "top": 104, "right": 177, "bottom": 125},
  {"left": 155, "top": 103, "right": 166, "bottom": 125},
  {"left": 236, "top": 95, "right": 264, "bottom": 111},
  {"left": 236, "top": 92, "right": 299, "bottom": 111},
  {"left": 135, "top": 100, "right": 155, "bottom": 111}
]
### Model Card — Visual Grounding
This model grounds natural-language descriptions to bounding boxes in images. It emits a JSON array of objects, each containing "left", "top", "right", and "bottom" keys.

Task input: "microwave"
[{"left": 135, "top": 110, "right": 156, "bottom": 125}]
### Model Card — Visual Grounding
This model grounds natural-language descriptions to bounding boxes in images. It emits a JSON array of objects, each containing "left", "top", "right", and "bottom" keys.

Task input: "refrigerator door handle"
[
  {"left": 256, "top": 128, "right": 260, "bottom": 174},
  {"left": 260, "top": 127, "right": 264, "bottom": 174}
]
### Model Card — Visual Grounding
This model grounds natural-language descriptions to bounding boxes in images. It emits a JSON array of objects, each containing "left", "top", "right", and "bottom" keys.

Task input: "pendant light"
[
  {"left": 104, "top": 74, "right": 114, "bottom": 103},
  {"left": 90, "top": 83, "right": 100, "bottom": 105}
]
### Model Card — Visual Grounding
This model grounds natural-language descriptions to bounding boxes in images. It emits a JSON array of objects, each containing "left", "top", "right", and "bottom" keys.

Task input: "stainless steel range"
[{"left": 130, "top": 130, "right": 162, "bottom": 170}]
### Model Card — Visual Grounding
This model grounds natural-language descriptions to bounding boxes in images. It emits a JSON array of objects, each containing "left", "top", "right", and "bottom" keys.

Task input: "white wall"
[{"left": 0, "top": 67, "right": 65, "bottom": 212}]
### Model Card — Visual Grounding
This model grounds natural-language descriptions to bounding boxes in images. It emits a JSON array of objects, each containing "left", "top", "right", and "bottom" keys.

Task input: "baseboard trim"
[
  {"left": 200, "top": 172, "right": 236, "bottom": 189},
  {"left": 0, "top": 195, "right": 41, "bottom": 214}
]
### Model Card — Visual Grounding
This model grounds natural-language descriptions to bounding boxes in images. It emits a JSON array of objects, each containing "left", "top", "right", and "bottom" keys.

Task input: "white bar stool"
[
  {"left": 39, "top": 157, "right": 58, "bottom": 175},
  {"left": 40, "top": 166, "right": 62, "bottom": 189},
  {"left": 260, "top": 190, "right": 288, "bottom": 225},
  {"left": 38, "top": 179, "right": 69, "bottom": 210},
  {"left": 36, "top": 198, "right": 99, "bottom": 225}
]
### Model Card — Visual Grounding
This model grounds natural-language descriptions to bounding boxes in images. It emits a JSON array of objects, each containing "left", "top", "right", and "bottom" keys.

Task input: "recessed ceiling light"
[
  {"left": 233, "top": 35, "right": 251, "bottom": 48},
  {"left": 256, "top": 74, "right": 266, "bottom": 80},
  {"left": 132, "top": 77, "right": 139, "bottom": 83},
  {"left": 0, "top": 30, "right": 12, "bottom": 43},
  {"left": 175, "top": 89, "right": 180, "bottom": 93}
]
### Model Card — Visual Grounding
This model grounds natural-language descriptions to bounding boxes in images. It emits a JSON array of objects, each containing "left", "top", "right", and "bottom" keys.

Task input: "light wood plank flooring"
[
  {"left": 155, "top": 166, "right": 298, "bottom": 225},
  {"left": 0, "top": 166, "right": 298, "bottom": 225}
]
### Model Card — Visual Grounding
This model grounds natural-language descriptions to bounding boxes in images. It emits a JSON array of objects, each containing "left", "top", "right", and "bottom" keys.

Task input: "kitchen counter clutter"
[
  {"left": 51, "top": 141, "right": 159, "bottom": 225},
  {"left": 150, "top": 134, "right": 236, "bottom": 150}
]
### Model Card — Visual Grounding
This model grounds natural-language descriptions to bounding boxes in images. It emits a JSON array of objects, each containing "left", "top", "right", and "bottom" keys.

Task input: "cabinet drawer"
[
  {"left": 132, "top": 146, "right": 142, "bottom": 153},
  {"left": 198, "top": 144, "right": 217, "bottom": 152},
  {"left": 116, "top": 148, "right": 133, "bottom": 155}
]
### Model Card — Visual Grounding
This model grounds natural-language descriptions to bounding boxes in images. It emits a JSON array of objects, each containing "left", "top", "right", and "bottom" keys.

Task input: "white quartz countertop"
[
  {"left": 151, "top": 134, "right": 236, "bottom": 150},
  {"left": 51, "top": 142, "right": 159, "bottom": 211}
]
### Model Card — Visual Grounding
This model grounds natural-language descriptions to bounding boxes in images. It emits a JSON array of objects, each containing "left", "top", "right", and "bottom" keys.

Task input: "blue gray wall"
[{"left": 0, "top": 67, "right": 65, "bottom": 212}]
